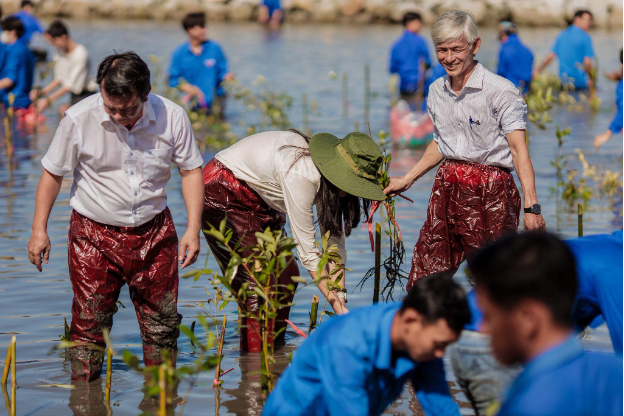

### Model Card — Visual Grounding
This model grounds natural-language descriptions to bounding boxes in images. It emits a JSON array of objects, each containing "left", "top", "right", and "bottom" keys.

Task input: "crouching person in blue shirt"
[
  {"left": 0, "top": 16, "right": 34, "bottom": 110},
  {"left": 471, "top": 232, "right": 623, "bottom": 416},
  {"left": 497, "top": 22, "right": 533, "bottom": 93},
  {"left": 263, "top": 272, "right": 471, "bottom": 416},
  {"left": 168, "top": 12, "right": 233, "bottom": 114}
]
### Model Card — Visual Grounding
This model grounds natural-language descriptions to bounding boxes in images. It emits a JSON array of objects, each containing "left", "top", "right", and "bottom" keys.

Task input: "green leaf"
[
  {"left": 122, "top": 349, "right": 141, "bottom": 371},
  {"left": 323, "top": 311, "right": 336, "bottom": 318},
  {"left": 180, "top": 324, "right": 199, "bottom": 346},
  {"left": 290, "top": 275, "right": 307, "bottom": 284}
]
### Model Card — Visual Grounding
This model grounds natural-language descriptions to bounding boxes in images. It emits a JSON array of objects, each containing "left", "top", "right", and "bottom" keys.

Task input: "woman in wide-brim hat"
[{"left": 202, "top": 129, "right": 385, "bottom": 352}]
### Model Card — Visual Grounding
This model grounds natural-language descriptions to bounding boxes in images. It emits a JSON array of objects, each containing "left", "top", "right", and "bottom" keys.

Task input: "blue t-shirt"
[
  {"left": 499, "top": 335, "right": 623, "bottom": 415},
  {"left": 609, "top": 80, "right": 623, "bottom": 133},
  {"left": 168, "top": 40, "right": 228, "bottom": 109},
  {"left": 12, "top": 10, "right": 44, "bottom": 44},
  {"left": 264, "top": 303, "right": 459, "bottom": 416},
  {"left": 0, "top": 40, "right": 35, "bottom": 109},
  {"left": 390, "top": 30, "right": 432, "bottom": 94},
  {"left": 263, "top": 0, "right": 281, "bottom": 14},
  {"left": 566, "top": 230, "right": 623, "bottom": 355},
  {"left": 498, "top": 34, "right": 534, "bottom": 92},
  {"left": 552, "top": 25, "right": 594, "bottom": 89}
]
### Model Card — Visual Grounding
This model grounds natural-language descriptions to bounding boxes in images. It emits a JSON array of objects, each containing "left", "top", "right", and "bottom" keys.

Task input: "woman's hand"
[{"left": 383, "top": 176, "right": 412, "bottom": 197}]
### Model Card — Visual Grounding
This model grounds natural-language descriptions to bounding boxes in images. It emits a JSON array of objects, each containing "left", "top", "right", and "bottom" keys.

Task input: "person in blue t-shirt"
[
  {"left": 390, "top": 12, "right": 431, "bottom": 110},
  {"left": 497, "top": 22, "right": 533, "bottom": 93},
  {"left": 535, "top": 10, "right": 595, "bottom": 90},
  {"left": 595, "top": 49, "right": 623, "bottom": 149},
  {"left": 0, "top": 16, "right": 34, "bottom": 110},
  {"left": 258, "top": 0, "right": 283, "bottom": 30},
  {"left": 470, "top": 232, "right": 622, "bottom": 416},
  {"left": 264, "top": 272, "right": 471, "bottom": 416},
  {"left": 168, "top": 12, "right": 233, "bottom": 114},
  {"left": 11, "top": 1, "right": 44, "bottom": 45}
]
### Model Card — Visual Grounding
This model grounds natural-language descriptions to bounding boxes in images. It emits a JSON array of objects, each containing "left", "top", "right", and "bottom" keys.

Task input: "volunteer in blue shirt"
[
  {"left": 12, "top": 0, "right": 44, "bottom": 44},
  {"left": 264, "top": 272, "right": 471, "bottom": 416},
  {"left": 535, "top": 10, "right": 595, "bottom": 90},
  {"left": 595, "top": 49, "right": 623, "bottom": 149},
  {"left": 390, "top": 12, "right": 431, "bottom": 109},
  {"left": 566, "top": 230, "right": 623, "bottom": 355},
  {"left": 0, "top": 16, "right": 34, "bottom": 110},
  {"left": 497, "top": 22, "right": 533, "bottom": 93},
  {"left": 168, "top": 12, "right": 233, "bottom": 113},
  {"left": 471, "top": 232, "right": 623, "bottom": 416}
]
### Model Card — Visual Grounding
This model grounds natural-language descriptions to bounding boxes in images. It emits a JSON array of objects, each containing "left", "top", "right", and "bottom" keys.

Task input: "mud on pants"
[
  {"left": 67, "top": 208, "right": 182, "bottom": 382},
  {"left": 408, "top": 159, "right": 521, "bottom": 290},
  {"left": 202, "top": 158, "right": 299, "bottom": 353}
]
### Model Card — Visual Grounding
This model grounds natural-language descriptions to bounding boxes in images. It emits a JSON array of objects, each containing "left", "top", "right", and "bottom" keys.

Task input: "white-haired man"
[{"left": 385, "top": 10, "right": 545, "bottom": 290}]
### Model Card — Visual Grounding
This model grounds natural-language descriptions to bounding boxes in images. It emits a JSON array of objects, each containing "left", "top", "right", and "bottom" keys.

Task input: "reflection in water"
[{"left": 68, "top": 379, "right": 108, "bottom": 416}]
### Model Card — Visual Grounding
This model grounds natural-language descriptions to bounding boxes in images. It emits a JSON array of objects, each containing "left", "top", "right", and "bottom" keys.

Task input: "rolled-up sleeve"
[
  {"left": 279, "top": 171, "right": 322, "bottom": 272},
  {"left": 41, "top": 115, "right": 81, "bottom": 176},
  {"left": 496, "top": 87, "right": 527, "bottom": 135},
  {"left": 427, "top": 98, "right": 440, "bottom": 143},
  {"left": 171, "top": 109, "right": 203, "bottom": 170}
]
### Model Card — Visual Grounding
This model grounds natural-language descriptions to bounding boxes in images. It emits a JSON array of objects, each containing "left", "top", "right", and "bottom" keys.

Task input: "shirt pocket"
[{"left": 143, "top": 148, "right": 173, "bottom": 185}]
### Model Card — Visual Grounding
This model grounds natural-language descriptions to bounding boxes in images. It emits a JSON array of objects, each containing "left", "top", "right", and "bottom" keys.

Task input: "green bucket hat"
[{"left": 309, "top": 132, "right": 386, "bottom": 201}]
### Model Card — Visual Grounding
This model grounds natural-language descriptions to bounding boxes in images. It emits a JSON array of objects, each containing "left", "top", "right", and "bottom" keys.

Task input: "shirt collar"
[
  {"left": 374, "top": 305, "right": 417, "bottom": 378},
  {"left": 504, "top": 334, "right": 583, "bottom": 402},
  {"left": 443, "top": 61, "right": 485, "bottom": 95}
]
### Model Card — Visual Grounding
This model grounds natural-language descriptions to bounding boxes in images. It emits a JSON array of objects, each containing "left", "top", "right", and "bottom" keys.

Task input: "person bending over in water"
[{"left": 202, "top": 129, "right": 385, "bottom": 352}]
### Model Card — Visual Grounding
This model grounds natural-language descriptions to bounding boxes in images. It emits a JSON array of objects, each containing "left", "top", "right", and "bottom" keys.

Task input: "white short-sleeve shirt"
[
  {"left": 427, "top": 63, "right": 528, "bottom": 170},
  {"left": 41, "top": 93, "right": 204, "bottom": 227},
  {"left": 53, "top": 43, "right": 93, "bottom": 95}
]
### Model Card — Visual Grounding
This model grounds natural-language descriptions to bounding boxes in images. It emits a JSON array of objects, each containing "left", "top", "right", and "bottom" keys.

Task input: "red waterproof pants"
[
  {"left": 68, "top": 208, "right": 181, "bottom": 381},
  {"left": 202, "top": 159, "right": 299, "bottom": 353},
  {"left": 408, "top": 159, "right": 521, "bottom": 290}
]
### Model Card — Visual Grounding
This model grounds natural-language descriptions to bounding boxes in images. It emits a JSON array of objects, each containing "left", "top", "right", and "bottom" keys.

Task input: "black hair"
[
  {"left": 96, "top": 52, "right": 151, "bottom": 100},
  {"left": 400, "top": 272, "right": 471, "bottom": 334},
  {"left": 403, "top": 12, "right": 422, "bottom": 27},
  {"left": 20, "top": 0, "right": 33, "bottom": 8},
  {"left": 282, "top": 129, "right": 371, "bottom": 240},
  {"left": 574, "top": 9, "right": 593, "bottom": 19},
  {"left": 46, "top": 20, "right": 69, "bottom": 39},
  {"left": 183, "top": 12, "right": 206, "bottom": 31},
  {"left": 0, "top": 5, "right": 3, "bottom": 20},
  {"left": 1, "top": 17, "right": 24, "bottom": 39},
  {"left": 468, "top": 232, "right": 577, "bottom": 327}
]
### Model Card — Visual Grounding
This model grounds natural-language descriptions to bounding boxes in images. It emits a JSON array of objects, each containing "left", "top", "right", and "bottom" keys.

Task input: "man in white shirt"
[
  {"left": 30, "top": 20, "right": 96, "bottom": 114},
  {"left": 27, "top": 52, "right": 205, "bottom": 381},
  {"left": 385, "top": 11, "right": 545, "bottom": 291}
]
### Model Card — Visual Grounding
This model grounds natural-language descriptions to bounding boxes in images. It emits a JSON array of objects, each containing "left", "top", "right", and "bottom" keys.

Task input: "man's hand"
[
  {"left": 36, "top": 97, "right": 49, "bottom": 113},
  {"left": 178, "top": 230, "right": 200, "bottom": 269},
  {"left": 28, "top": 229, "right": 51, "bottom": 271},
  {"left": 29, "top": 89, "right": 41, "bottom": 102},
  {"left": 383, "top": 176, "right": 412, "bottom": 197},
  {"left": 223, "top": 72, "right": 236, "bottom": 81},
  {"left": 524, "top": 213, "right": 546, "bottom": 232},
  {"left": 594, "top": 130, "right": 613, "bottom": 149}
]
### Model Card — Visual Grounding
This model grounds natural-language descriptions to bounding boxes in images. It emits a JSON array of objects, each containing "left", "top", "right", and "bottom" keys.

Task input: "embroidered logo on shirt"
[{"left": 204, "top": 59, "right": 216, "bottom": 68}]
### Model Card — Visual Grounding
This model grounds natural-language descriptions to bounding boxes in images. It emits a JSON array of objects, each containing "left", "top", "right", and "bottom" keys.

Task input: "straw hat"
[{"left": 309, "top": 132, "right": 386, "bottom": 201}]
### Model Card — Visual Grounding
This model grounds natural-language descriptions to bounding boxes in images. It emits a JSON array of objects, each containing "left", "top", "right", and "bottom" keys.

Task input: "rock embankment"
[{"left": 2, "top": 0, "right": 621, "bottom": 28}]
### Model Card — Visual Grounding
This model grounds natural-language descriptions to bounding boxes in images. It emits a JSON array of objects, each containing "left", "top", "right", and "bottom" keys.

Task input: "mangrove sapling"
[{"left": 358, "top": 129, "right": 410, "bottom": 301}]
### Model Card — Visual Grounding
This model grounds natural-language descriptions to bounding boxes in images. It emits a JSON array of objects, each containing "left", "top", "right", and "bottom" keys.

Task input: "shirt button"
[
  {"left": 130, "top": 152, "right": 134, "bottom": 156},
  {"left": 133, "top": 209, "right": 137, "bottom": 214},
  {"left": 134, "top": 192, "right": 138, "bottom": 196},
  {"left": 148, "top": 151, "right": 152, "bottom": 155},
  {"left": 130, "top": 171, "right": 134, "bottom": 175}
]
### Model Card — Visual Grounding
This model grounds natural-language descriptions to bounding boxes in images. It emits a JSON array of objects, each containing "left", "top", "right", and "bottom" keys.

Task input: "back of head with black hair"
[
  {"left": 468, "top": 232, "right": 577, "bottom": 327},
  {"left": 96, "top": 52, "right": 151, "bottom": 100},
  {"left": 21, "top": 0, "right": 34, "bottom": 9},
  {"left": 182, "top": 12, "right": 206, "bottom": 31},
  {"left": 400, "top": 272, "right": 471, "bottom": 334},
  {"left": 403, "top": 12, "right": 422, "bottom": 27},
  {"left": 1, "top": 16, "right": 25, "bottom": 39},
  {"left": 574, "top": 9, "right": 593, "bottom": 19},
  {"left": 46, "top": 20, "right": 69, "bottom": 39}
]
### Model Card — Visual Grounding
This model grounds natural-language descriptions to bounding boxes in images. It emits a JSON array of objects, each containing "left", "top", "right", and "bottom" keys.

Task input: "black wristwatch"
[{"left": 524, "top": 204, "right": 541, "bottom": 215}]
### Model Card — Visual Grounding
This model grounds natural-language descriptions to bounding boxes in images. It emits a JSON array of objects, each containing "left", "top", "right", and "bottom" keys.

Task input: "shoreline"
[{"left": 1, "top": 0, "right": 621, "bottom": 28}]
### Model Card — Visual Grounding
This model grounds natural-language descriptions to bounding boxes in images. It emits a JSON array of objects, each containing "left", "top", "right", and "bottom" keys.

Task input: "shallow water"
[{"left": 0, "top": 20, "right": 622, "bottom": 415}]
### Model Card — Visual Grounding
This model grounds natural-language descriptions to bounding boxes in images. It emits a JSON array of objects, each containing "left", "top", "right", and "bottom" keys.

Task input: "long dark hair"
[{"left": 283, "top": 129, "right": 371, "bottom": 238}]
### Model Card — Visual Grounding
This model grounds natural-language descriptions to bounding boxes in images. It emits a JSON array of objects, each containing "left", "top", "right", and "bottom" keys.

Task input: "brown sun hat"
[{"left": 309, "top": 132, "right": 386, "bottom": 201}]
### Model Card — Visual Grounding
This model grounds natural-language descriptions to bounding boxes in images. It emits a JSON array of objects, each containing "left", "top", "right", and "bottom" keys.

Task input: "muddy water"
[{"left": 0, "top": 20, "right": 621, "bottom": 415}]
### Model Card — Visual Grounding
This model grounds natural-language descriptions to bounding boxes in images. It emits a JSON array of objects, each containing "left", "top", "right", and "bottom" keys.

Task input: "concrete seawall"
[{"left": 1, "top": 0, "right": 622, "bottom": 28}]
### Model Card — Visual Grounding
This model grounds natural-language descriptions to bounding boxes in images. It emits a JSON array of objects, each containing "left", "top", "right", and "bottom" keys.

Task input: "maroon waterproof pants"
[
  {"left": 68, "top": 208, "right": 181, "bottom": 381},
  {"left": 202, "top": 159, "right": 299, "bottom": 353},
  {"left": 408, "top": 159, "right": 521, "bottom": 290}
]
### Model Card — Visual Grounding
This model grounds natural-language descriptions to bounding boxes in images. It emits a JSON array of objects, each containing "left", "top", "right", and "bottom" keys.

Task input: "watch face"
[{"left": 533, "top": 204, "right": 541, "bottom": 215}]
